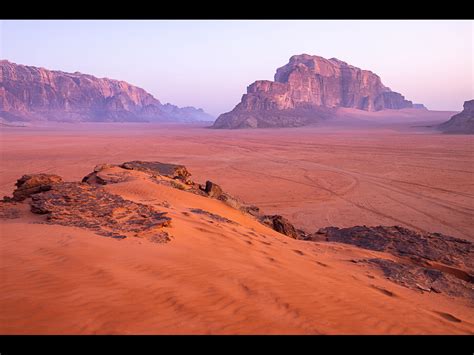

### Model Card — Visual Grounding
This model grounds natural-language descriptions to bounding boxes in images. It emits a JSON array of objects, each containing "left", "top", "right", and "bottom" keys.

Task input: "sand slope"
[{"left": 1, "top": 170, "right": 473, "bottom": 334}]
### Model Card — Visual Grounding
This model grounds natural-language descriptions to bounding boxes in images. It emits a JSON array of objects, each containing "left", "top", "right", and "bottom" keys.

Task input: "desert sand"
[
  {"left": 1, "top": 113, "right": 472, "bottom": 241},
  {"left": 1, "top": 115, "right": 473, "bottom": 334}
]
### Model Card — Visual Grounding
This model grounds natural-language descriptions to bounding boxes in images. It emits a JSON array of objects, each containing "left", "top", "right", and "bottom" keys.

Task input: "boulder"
[
  {"left": 260, "top": 215, "right": 300, "bottom": 239},
  {"left": 201, "top": 180, "right": 224, "bottom": 198},
  {"left": 11, "top": 174, "right": 63, "bottom": 201}
]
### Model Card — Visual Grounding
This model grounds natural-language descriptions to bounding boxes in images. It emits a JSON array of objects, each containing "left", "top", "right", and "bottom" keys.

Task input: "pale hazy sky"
[{"left": 1, "top": 20, "right": 472, "bottom": 116}]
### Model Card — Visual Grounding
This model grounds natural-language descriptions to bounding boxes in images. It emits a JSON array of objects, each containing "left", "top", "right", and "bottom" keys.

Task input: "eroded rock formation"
[
  {"left": 259, "top": 215, "right": 300, "bottom": 239},
  {"left": 8, "top": 174, "right": 63, "bottom": 201},
  {"left": 213, "top": 54, "right": 415, "bottom": 128}
]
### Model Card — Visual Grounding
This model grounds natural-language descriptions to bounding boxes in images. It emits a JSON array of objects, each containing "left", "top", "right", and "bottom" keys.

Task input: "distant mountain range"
[
  {"left": 0, "top": 60, "right": 214, "bottom": 123},
  {"left": 213, "top": 54, "right": 426, "bottom": 129}
]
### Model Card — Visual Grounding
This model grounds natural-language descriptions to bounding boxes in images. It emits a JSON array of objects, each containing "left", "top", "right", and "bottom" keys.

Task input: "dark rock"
[
  {"left": 189, "top": 208, "right": 237, "bottom": 224},
  {"left": 315, "top": 225, "right": 473, "bottom": 300},
  {"left": 120, "top": 161, "right": 191, "bottom": 181},
  {"left": 242, "top": 205, "right": 260, "bottom": 217},
  {"left": 366, "top": 258, "right": 473, "bottom": 299},
  {"left": 11, "top": 174, "right": 63, "bottom": 201},
  {"left": 259, "top": 215, "right": 300, "bottom": 239},
  {"left": 316, "top": 225, "right": 473, "bottom": 270},
  {"left": 201, "top": 180, "right": 224, "bottom": 198},
  {"left": 438, "top": 99, "right": 474, "bottom": 134},
  {"left": 109, "top": 235, "right": 127, "bottom": 240},
  {"left": 29, "top": 181, "right": 171, "bottom": 240}
]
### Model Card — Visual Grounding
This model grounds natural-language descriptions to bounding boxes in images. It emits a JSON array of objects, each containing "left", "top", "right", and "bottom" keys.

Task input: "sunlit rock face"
[
  {"left": 213, "top": 54, "right": 414, "bottom": 129},
  {"left": 0, "top": 60, "right": 214, "bottom": 123}
]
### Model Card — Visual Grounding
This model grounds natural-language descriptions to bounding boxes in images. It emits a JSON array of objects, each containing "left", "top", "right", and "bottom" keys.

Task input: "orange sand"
[
  {"left": 1, "top": 117, "right": 473, "bottom": 334},
  {"left": 1, "top": 118, "right": 472, "bottom": 240}
]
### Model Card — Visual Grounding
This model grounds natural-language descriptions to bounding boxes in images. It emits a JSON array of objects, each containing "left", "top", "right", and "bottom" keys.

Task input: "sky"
[{"left": 1, "top": 20, "right": 472, "bottom": 116}]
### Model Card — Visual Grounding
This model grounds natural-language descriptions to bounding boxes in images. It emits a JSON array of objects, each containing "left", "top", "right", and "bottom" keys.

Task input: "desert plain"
[{"left": 1, "top": 111, "right": 473, "bottom": 334}]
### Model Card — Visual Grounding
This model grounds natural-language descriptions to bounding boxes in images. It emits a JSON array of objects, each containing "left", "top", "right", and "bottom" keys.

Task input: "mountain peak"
[{"left": 214, "top": 54, "right": 415, "bottom": 129}]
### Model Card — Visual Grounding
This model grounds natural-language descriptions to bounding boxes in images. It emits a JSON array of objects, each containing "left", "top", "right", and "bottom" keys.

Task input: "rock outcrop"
[
  {"left": 213, "top": 54, "right": 415, "bottom": 128},
  {"left": 82, "top": 161, "right": 193, "bottom": 186},
  {"left": 8, "top": 174, "right": 63, "bottom": 201},
  {"left": 120, "top": 161, "right": 192, "bottom": 182},
  {"left": 0, "top": 60, "right": 214, "bottom": 123},
  {"left": 3, "top": 171, "right": 172, "bottom": 241},
  {"left": 438, "top": 100, "right": 474, "bottom": 134},
  {"left": 30, "top": 181, "right": 171, "bottom": 240},
  {"left": 201, "top": 180, "right": 224, "bottom": 198},
  {"left": 259, "top": 215, "right": 300, "bottom": 239},
  {"left": 315, "top": 225, "right": 473, "bottom": 298}
]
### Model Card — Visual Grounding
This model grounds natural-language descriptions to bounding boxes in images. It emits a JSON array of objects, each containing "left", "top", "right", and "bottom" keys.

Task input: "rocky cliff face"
[
  {"left": 438, "top": 100, "right": 474, "bottom": 134},
  {"left": 213, "top": 54, "right": 414, "bottom": 129},
  {"left": 0, "top": 60, "right": 214, "bottom": 123}
]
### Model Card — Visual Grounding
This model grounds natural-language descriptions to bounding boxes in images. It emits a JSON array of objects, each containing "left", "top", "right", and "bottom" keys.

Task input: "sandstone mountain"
[
  {"left": 438, "top": 100, "right": 474, "bottom": 134},
  {"left": 213, "top": 54, "right": 416, "bottom": 129},
  {"left": 0, "top": 60, "right": 214, "bottom": 123}
]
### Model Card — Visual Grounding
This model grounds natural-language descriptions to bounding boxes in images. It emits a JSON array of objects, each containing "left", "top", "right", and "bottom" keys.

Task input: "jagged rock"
[
  {"left": 438, "top": 100, "right": 474, "bottom": 134},
  {"left": 201, "top": 180, "right": 224, "bottom": 198},
  {"left": 120, "top": 161, "right": 191, "bottom": 182},
  {"left": 10, "top": 174, "right": 63, "bottom": 201},
  {"left": 29, "top": 181, "right": 171, "bottom": 239},
  {"left": 82, "top": 172, "right": 107, "bottom": 185},
  {"left": 0, "top": 60, "right": 213, "bottom": 123},
  {"left": 199, "top": 180, "right": 256, "bottom": 212},
  {"left": 213, "top": 54, "right": 415, "bottom": 129},
  {"left": 241, "top": 205, "right": 260, "bottom": 217},
  {"left": 259, "top": 215, "right": 300, "bottom": 239}
]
